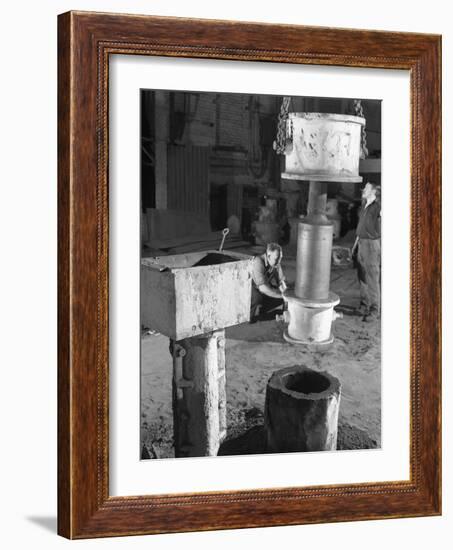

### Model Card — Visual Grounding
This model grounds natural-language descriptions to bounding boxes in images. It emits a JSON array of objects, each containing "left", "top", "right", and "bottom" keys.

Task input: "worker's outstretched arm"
[{"left": 258, "top": 284, "right": 283, "bottom": 299}]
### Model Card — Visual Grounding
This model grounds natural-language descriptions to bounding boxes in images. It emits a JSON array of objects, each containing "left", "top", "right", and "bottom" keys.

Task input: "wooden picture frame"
[{"left": 58, "top": 10, "right": 441, "bottom": 539}]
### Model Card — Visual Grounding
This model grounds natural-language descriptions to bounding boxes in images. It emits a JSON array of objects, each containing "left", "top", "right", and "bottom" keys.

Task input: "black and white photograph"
[
  {"left": 2, "top": 0, "right": 447, "bottom": 546},
  {"left": 140, "top": 89, "right": 382, "bottom": 460}
]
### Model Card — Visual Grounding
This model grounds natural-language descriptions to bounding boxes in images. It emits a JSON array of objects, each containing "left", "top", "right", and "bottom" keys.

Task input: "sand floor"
[{"left": 141, "top": 257, "right": 381, "bottom": 459}]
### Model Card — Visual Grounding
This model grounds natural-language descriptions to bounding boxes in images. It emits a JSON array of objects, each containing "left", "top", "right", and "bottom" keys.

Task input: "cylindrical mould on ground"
[
  {"left": 265, "top": 365, "right": 341, "bottom": 452},
  {"left": 295, "top": 221, "right": 333, "bottom": 300}
]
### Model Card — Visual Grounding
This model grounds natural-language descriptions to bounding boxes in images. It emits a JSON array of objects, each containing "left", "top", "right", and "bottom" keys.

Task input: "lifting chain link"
[
  {"left": 353, "top": 99, "right": 369, "bottom": 159},
  {"left": 274, "top": 96, "right": 293, "bottom": 154}
]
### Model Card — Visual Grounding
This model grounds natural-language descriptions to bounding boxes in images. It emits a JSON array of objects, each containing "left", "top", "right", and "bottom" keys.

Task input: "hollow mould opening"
[
  {"left": 284, "top": 371, "right": 330, "bottom": 395},
  {"left": 144, "top": 251, "right": 241, "bottom": 271},
  {"left": 191, "top": 252, "right": 239, "bottom": 267}
]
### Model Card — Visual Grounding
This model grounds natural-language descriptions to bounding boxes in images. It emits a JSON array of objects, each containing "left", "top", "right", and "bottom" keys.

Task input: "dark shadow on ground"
[
  {"left": 225, "top": 320, "right": 286, "bottom": 344},
  {"left": 218, "top": 422, "right": 379, "bottom": 456},
  {"left": 219, "top": 425, "right": 268, "bottom": 455}
]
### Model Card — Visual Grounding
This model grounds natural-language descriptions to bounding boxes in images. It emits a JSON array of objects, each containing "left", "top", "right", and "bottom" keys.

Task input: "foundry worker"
[
  {"left": 250, "top": 243, "right": 287, "bottom": 322},
  {"left": 351, "top": 181, "right": 381, "bottom": 322}
]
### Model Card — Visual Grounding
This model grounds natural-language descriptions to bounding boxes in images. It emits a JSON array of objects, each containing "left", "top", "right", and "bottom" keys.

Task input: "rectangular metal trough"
[{"left": 141, "top": 250, "right": 253, "bottom": 340}]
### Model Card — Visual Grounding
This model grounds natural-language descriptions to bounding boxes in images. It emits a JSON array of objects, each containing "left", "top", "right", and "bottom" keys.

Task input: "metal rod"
[
  {"left": 219, "top": 228, "right": 229, "bottom": 252},
  {"left": 306, "top": 181, "right": 329, "bottom": 224}
]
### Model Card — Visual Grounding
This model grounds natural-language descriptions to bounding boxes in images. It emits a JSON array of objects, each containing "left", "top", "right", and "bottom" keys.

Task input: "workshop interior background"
[{"left": 140, "top": 89, "right": 381, "bottom": 460}]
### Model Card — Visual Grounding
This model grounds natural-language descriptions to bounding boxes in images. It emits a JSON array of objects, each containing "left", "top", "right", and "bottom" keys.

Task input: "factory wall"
[{"left": 141, "top": 90, "right": 381, "bottom": 237}]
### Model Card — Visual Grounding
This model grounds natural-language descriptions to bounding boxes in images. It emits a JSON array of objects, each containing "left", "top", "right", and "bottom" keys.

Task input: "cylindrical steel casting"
[
  {"left": 171, "top": 329, "right": 226, "bottom": 457},
  {"left": 284, "top": 292, "right": 340, "bottom": 344},
  {"left": 295, "top": 221, "right": 333, "bottom": 300},
  {"left": 265, "top": 365, "right": 341, "bottom": 452},
  {"left": 282, "top": 113, "right": 365, "bottom": 182}
]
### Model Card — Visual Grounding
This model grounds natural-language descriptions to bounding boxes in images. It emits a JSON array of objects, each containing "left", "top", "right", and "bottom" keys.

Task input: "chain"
[
  {"left": 353, "top": 99, "right": 369, "bottom": 159},
  {"left": 274, "top": 96, "right": 292, "bottom": 154}
]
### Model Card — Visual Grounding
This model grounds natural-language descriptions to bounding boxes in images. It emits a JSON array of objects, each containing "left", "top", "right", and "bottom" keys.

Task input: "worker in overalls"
[
  {"left": 352, "top": 182, "right": 381, "bottom": 322},
  {"left": 250, "top": 243, "right": 287, "bottom": 322}
]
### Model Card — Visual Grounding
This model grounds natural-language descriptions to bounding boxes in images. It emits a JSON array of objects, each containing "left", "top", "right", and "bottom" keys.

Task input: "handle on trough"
[{"left": 219, "top": 228, "right": 229, "bottom": 252}]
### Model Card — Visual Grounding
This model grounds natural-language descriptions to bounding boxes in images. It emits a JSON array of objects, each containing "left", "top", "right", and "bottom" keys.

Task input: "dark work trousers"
[
  {"left": 356, "top": 238, "right": 381, "bottom": 313},
  {"left": 250, "top": 285, "right": 284, "bottom": 319}
]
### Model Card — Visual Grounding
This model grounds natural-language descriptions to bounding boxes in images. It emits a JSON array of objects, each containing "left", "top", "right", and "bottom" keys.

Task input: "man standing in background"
[{"left": 352, "top": 182, "right": 381, "bottom": 322}]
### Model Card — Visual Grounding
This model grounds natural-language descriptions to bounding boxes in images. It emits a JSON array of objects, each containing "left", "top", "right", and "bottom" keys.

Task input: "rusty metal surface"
[
  {"left": 141, "top": 250, "right": 252, "bottom": 340},
  {"left": 283, "top": 113, "right": 364, "bottom": 182}
]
